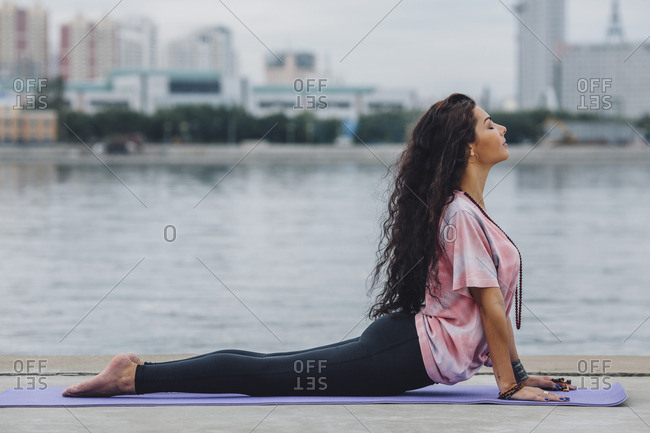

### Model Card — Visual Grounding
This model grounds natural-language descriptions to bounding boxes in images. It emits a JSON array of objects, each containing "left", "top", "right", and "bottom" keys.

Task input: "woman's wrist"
[
  {"left": 498, "top": 382, "right": 524, "bottom": 399},
  {"left": 511, "top": 358, "right": 529, "bottom": 383},
  {"left": 498, "top": 380, "right": 519, "bottom": 393}
]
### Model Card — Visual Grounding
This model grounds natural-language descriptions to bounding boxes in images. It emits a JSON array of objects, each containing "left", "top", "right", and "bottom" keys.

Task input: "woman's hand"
[
  {"left": 523, "top": 375, "right": 577, "bottom": 391},
  {"left": 509, "top": 385, "right": 570, "bottom": 402}
]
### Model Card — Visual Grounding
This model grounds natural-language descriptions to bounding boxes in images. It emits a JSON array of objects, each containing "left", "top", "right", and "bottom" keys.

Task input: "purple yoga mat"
[{"left": 0, "top": 382, "right": 627, "bottom": 407}]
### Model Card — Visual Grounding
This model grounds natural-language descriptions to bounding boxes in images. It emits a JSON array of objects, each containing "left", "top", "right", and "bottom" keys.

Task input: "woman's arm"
[
  {"left": 468, "top": 286, "right": 516, "bottom": 392},
  {"left": 469, "top": 286, "right": 571, "bottom": 401},
  {"left": 507, "top": 312, "right": 577, "bottom": 392},
  {"left": 506, "top": 318, "right": 519, "bottom": 362}
]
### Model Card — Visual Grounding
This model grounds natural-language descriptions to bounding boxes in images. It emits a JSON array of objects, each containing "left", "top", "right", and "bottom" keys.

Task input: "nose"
[{"left": 502, "top": 125, "right": 507, "bottom": 135}]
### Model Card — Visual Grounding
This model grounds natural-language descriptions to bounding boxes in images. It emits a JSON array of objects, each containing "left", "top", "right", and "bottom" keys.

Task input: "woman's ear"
[{"left": 467, "top": 144, "right": 477, "bottom": 160}]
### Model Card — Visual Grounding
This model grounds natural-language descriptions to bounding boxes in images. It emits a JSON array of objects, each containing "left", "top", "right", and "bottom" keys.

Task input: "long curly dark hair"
[{"left": 367, "top": 93, "right": 478, "bottom": 319}]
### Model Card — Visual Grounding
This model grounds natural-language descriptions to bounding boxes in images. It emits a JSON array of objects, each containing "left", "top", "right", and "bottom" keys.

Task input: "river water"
[{"left": 0, "top": 157, "right": 648, "bottom": 356}]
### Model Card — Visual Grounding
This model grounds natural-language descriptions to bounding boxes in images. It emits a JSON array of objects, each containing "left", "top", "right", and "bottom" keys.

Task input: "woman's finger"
[{"left": 536, "top": 390, "right": 570, "bottom": 402}]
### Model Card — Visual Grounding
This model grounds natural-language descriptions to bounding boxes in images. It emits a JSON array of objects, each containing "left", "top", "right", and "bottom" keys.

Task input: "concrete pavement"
[{"left": 0, "top": 355, "right": 648, "bottom": 433}]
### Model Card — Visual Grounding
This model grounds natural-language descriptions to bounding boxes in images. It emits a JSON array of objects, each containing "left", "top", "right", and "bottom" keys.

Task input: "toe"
[
  {"left": 126, "top": 352, "right": 143, "bottom": 365},
  {"left": 62, "top": 385, "right": 77, "bottom": 397}
]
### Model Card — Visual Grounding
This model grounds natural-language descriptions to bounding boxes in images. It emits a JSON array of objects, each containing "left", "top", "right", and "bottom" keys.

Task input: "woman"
[{"left": 62, "top": 93, "right": 574, "bottom": 402}]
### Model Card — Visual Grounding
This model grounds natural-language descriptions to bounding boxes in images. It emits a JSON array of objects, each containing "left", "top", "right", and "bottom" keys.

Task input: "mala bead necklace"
[{"left": 460, "top": 190, "right": 523, "bottom": 329}]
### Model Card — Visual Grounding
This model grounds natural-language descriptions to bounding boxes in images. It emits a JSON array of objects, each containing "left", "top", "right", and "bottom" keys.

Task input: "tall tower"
[
  {"left": 515, "top": 0, "right": 565, "bottom": 110},
  {"left": 605, "top": 0, "right": 624, "bottom": 44},
  {"left": 60, "top": 14, "right": 117, "bottom": 81},
  {"left": 0, "top": 3, "right": 48, "bottom": 79}
]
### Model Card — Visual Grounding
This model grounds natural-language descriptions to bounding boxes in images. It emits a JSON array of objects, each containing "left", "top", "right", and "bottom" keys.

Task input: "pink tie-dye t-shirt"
[{"left": 414, "top": 189, "right": 520, "bottom": 385}]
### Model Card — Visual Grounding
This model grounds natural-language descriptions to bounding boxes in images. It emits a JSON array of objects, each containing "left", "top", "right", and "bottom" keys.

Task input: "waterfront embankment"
[{"left": 0, "top": 143, "right": 649, "bottom": 166}]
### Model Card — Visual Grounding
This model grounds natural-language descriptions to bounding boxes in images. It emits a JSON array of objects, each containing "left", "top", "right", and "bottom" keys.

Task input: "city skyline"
[{"left": 3, "top": 0, "right": 648, "bottom": 108}]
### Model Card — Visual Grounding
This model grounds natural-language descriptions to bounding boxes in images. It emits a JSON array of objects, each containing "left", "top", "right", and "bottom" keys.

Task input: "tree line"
[
  {"left": 57, "top": 105, "right": 649, "bottom": 145},
  {"left": 41, "top": 78, "right": 649, "bottom": 145}
]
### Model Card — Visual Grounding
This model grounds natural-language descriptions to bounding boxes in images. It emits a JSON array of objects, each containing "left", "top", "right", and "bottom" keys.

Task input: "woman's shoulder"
[{"left": 443, "top": 190, "right": 483, "bottom": 221}]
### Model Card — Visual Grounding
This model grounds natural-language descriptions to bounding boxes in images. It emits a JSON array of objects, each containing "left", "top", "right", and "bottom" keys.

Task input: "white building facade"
[
  {"left": 558, "top": 42, "right": 650, "bottom": 118},
  {"left": 116, "top": 16, "right": 158, "bottom": 70},
  {"left": 64, "top": 69, "right": 241, "bottom": 115},
  {"left": 166, "top": 26, "right": 236, "bottom": 76},
  {"left": 249, "top": 84, "right": 417, "bottom": 121}
]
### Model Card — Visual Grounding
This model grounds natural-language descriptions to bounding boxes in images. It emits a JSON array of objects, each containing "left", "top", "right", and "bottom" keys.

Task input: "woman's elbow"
[{"left": 469, "top": 286, "right": 505, "bottom": 314}]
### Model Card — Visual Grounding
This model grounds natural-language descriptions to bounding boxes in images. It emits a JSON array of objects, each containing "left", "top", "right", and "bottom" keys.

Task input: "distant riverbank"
[{"left": 0, "top": 142, "right": 649, "bottom": 165}]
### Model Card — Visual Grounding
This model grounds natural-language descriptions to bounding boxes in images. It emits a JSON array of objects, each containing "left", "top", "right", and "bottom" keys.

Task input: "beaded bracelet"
[
  {"left": 498, "top": 382, "right": 525, "bottom": 400},
  {"left": 551, "top": 377, "right": 571, "bottom": 392}
]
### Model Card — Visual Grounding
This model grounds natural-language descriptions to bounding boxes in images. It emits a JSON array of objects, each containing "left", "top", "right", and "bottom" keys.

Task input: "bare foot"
[{"left": 62, "top": 353, "right": 141, "bottom": 397}]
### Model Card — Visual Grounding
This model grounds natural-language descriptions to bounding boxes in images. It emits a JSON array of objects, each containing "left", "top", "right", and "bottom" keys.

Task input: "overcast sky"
[{"left": 11, "top": 0, "right": 650, "bottom": 107}]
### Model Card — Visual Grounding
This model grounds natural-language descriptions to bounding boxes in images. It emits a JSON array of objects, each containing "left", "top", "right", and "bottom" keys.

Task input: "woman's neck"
[
  {"left": 458, "top": 160, "right": 492, "bottom": 210},
  {"left": 459, "top": 179, "right": 487, "bottom": 211}
]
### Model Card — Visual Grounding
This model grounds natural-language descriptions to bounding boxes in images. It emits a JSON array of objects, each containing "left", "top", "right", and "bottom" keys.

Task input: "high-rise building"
[
  {"left": 60, "top": 14, "right": 117, "bottom": 81},
  {"left": 515, "top": 0, "right": 565, "bottom": 110},
  {"left": 558, "top": 1, "right": 650, "bottom": 118},
  {"left": 0, "top": 2, "right": 48, "bottom": 79},
  {"left": 265, "top": 51, "right": 316, "bottom": 84},
  {"left": 166, "top": 26, "right": 235, "bottom": 75},
  {"left": 116, "top": 16, "right": 157, "bottom": 69}
]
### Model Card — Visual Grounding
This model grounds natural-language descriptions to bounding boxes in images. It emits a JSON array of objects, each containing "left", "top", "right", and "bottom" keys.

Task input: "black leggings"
[{"left": 134, "top": 312, "right": 435, "bottom": 396}]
